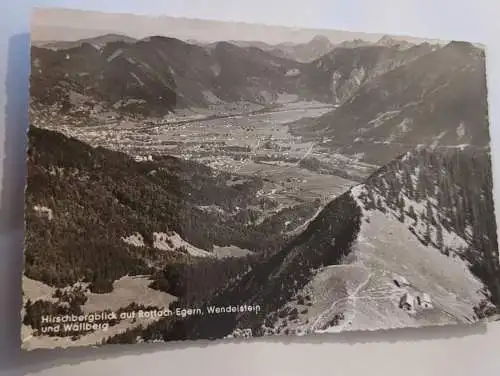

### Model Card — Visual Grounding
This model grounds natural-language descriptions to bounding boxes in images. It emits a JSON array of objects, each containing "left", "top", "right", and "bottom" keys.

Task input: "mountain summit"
[{"left": 376, "top": 34, "right": 413, "bottom": 49}]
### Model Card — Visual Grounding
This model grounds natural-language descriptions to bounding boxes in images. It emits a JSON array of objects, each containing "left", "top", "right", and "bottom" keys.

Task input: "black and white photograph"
[{"left": 22, "top": 7, "right": 500, "bottom": 350}]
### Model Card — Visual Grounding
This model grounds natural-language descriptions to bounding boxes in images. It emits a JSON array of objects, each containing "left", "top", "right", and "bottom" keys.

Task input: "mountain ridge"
[
  {"left": 291, "top": 40, "right": 489, "bottom": 164},
  {"left": 24, "top": 125, "right": 320, "bottom": 289},
  {"left": 106, "top": 146, "right": 499, "bottom": 343},
  {"left": 30, "top": 33, "right": 451, "bottom": 124},
  {"left": 30, "top": 36, "right": 305, "bottom": 118}
]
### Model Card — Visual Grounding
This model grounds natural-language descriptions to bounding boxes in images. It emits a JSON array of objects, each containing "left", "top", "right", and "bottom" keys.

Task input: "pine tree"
[
  {"left": 402, "top": 167, "right": 414, "bottom": 199},
  {"left": 367, "top": 189, "right": 376, "bottom": 210},
  {"left": 408, "top": 205, "right": 417, "bottom": 222},
  {"left": 398, "top": 195, "right": 405, "bottom": 222},
  {"left": 376, "top": 197, "right": 385, "bottom": 213},
  {"left": 415, "top": 167, "right": 427, "bottom": 201},
  {"left": 436, "top": 224, "right": 444, "bottom": 250},
  {"left": 426, "top": 200, "right": 433, "bottom": 221},
  {"left": 424, "top": 221, "right": 431, "bottom": 245}
]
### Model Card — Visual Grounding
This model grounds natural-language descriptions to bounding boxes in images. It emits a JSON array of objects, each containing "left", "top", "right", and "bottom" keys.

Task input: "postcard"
[{"left": 22, "top": 7, "right": 499, "bottom": 350}]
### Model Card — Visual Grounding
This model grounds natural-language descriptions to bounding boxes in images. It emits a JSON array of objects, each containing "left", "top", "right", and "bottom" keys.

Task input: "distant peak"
[
  {"left": 215, "top": 40, "right": 236, "bottom": 48},
  {"left": 338, "top": 38, "right": 370, "bottom": 48},
  {"left": 100, "top": 33, "right": 129, "bottom": 39},
  {"left": 445, "top": 40, "right": 474, "bottom": 48},
  {"left": 311, "top": 34, "right": 330, "bottom": 43},
  {"left": 141, "top": 35, "right": 185, "bottom": 45},
  {"left": 378, "top": 34, "right": 394, "bottom": 41},
  {"left": 376, "top": 35, "right": 416, "bottom": 50},
  {"left": 377, "top": 35, "right": 400, "bottom": 45}
]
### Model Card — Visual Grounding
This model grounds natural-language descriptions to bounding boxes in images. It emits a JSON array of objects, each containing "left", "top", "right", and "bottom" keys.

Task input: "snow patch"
[
  {"left": 386, "top": 118, "right": 413, "bottom": 143},
  {"left": 456, "top": 122, "right": 466, "bottom": 139},
  {"left": 107, "top": 49, "right": 123, "bottom": 62},
  {"left": 212, "top": 245, "right": 253, "bottom": 259},
  {"left": 210, "top": 64, "right": 221, "bottom": 76},
  {"left": 202, "top": 90, "right": 222, "bottom": 104},
  {"left": 364, "top": 110, "right": 401, "bottom": 131},
  {"left": 259, "top": 90, "right": 274, "bottom": 102},
  {"left": 130, "top": 72, "right": 145, "bottom": 86},
  {"left": 430, "top": 131, "right": 447, "bottom": 148},
  {"left": 33, "top": 205, "right": 53, "bottom": 220},
  {"left": 285, "top": 68, "right": 301, "bottom": 77},
  {"left": 122, "top": 233, "right": 145, "bottom": 247},
  {"left": 153, "top": 232, "right": 213, "bottom": 258},
  {"left": 396, "top": 118, "right": 412, "bottom": 133}
]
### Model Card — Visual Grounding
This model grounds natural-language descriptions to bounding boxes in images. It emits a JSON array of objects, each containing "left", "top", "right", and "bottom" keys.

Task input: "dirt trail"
[{"left": 310, "top": 271, "right": 372, "bottom": 332}]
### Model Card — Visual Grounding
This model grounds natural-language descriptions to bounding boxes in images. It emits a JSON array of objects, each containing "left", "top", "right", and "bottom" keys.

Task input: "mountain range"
[
  {"left": 227, "top": 35, "right": 335, "bottom": 63},
  {"left": 24, "top": 30, "right": 499, "bottom": 347},
  {"left": 32, "top": 33, "right": 138, "bottom": 50},
  {"left": 30, "top": 36, "right": 306, "bottom": 118},
  {"left": 30, "top": 35, "right": 488, "bottom": 166},
  {"left": 34, "top": 33, "right": 418, "bottom": 63},
  {"left": 291, "top": 41, "right": 490, "bottom": 164}
]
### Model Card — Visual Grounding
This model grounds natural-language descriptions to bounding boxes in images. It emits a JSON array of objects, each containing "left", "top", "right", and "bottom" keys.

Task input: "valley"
[{"left": 37, "top": 94, "right": 372, "bottom": 207}]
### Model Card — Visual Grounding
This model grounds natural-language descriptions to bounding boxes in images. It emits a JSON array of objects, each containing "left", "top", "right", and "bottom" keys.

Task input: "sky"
[
  {"left": 24, "top": 0, "right": 499, "bottom": 43},
  {"left": 0, "top": 0, "right": 497, "bottom": 44},
  {"left": 30, "top": 8, "right": 446, "bottom": 45}
]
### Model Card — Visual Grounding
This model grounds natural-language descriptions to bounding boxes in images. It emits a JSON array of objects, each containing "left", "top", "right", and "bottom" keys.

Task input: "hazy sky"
[
  {"left": 27, "top": 0, "right": 498, "bottom": 45},
  {"left": 27, "top": 0, "right": 498, "bottom": 41},
  {"left": 29, "top": 6, "right": 439, "bottom": 45}
]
